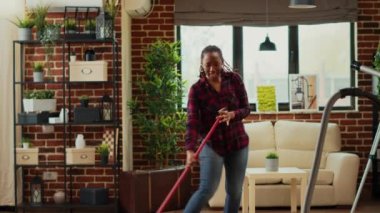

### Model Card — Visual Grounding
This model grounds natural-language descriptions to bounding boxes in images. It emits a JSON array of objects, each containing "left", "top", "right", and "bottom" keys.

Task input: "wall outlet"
[{"left": 42, "top": 171, "right": 58, "bottom": 180}]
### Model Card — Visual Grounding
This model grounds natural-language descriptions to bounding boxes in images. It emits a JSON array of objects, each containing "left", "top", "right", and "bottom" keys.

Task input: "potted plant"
[
  {"left": 23, "top": 90, "right": 56, "bottom": 112},
  {"left": 30, "top": 4, "right": 49, "bottom": 40},
  {"left": 79, "top": 95, "right": 89, "bottom": 107},
  {"left": 33, "top": 62, "right": 44, "bottom": 82},
  {"left": 84, "top": 19, "right": 96, "bottom": 33},
  {"left": 11, "top": 15, "right": 34, "bottom": 41},
  {"left": 265, "top": 152, "right": 279, "bottom": 172},
  {"left": 96, "top": 143, "right": 110, "bottom": 165},
  {"left": 64, "top": 18, "right": 76, "bottom": 34},
  {"left": 22, "top": 136, "right": 31, "bottom": 149},
  {"left": 128, "top": 40, "right": 186, "bottom": 168},
  {"left": 40, "top": 23, "right": 61, "bottom": 80}
]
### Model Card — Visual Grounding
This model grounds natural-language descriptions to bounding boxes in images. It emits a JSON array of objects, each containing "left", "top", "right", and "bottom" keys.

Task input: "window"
[
  {"left": 298, "top": 23, "right": 352, "bottom": 107},
  {"left": 179, "top": 23, "right": 354, "bottom": 111},
  {"left": 180, "top": 26, "right": 233, "bottom": 107},
  {"left": 243, "top": 26, "right": 289, "bottom": 104}
]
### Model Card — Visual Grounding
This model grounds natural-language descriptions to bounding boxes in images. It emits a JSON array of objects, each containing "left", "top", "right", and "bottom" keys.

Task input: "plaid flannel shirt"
[{"left": 185, "top": 71, "right": 250, "bottom": 156}]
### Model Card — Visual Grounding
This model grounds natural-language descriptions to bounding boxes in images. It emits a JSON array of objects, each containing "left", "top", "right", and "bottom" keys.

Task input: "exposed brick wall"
[
  {"left": 130, "top": 0, "right": 380, "bottom": 192},
  {"left": 22, "top": 9, "right": 122, "bottom": 203}
]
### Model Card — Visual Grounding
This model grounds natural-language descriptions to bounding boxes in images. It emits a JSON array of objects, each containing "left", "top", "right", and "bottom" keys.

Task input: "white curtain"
[{"left": 0, "top": 0, "right": 24, "bottom": 206}]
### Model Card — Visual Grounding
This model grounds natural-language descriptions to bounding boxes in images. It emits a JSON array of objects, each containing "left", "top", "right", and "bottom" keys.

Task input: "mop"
[{"left": 157, "top": 117, "right": 221, "bottom": 213}]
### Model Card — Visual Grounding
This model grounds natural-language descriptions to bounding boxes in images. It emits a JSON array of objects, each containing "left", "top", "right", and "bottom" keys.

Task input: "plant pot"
[
  {"left": 265, "top": 158, "right": 279, "bottom": 172},
  {"left": 23, "top": 99, "right": 57, "bottom": 112},
  {"left": 80, "top": 99, "right": 89, "bottom": 107},
  {"left": 22, "top": 143, "right": 29, "bottom": 149},
  {"left": 100, "top": 154, "right": 109, "bottom": 165},
  {"left": 119, "top": 167, "right": 192, "bottom": 212},
  {"left": 18, "top": 28, "right": 32, "bottom": 41},
  {"left": 33, "top": 72, "right": 44, "bottom": 82}
]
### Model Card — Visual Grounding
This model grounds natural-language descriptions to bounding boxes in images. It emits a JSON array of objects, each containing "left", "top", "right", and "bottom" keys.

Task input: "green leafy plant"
[
  {"left": 22, "top": 136, "right": 30, "bottom": 144},
  {"left": 373, "top": 43, "right": 380, "bottom": 98},
  {"left": 79, "top": 95, "right": 89, "bottom": 101},
  {"left": 128, "top": 40, "right": 186, "bottom": 168},
  {"left": 84, "top": 19, "right": 96, "bottom": 31},
  {"left": 104, "top": 0, "right": 120, "bottom": 20},
  {"left": 30, "top": 4, "right": 49, "bottom": 36},
  {"left": 266, "top": 152, "right": 279, "bottom": 159},
  {"left": 33, "top": 62, "right": 44, "bottom": 72},
  {"left": 64, "top": 18, "right": 76, "bottom": 31},
  {"left": 96, "top": 143, "right": 110, "bottom": 156},
  {"left": 24, "top": 90, "right": 55, "bottom": 99},
  {"left": 11, "top": 16, "right": 34, "bottom": 28}
]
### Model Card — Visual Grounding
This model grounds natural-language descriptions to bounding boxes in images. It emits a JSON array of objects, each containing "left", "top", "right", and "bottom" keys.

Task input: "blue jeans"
[{"left": 184, "top": 145, "right": 248, "bottom": 213}]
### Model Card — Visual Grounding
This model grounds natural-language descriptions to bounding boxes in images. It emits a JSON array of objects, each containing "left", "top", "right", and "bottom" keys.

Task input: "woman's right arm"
[{"left": 185, "top": 85, "right": 200, "bottom": 151}]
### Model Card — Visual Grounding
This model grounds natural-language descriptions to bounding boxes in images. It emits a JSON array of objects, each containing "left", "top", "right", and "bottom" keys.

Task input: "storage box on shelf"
[
  {"left": 66, "top": 147, "right": 96, "bottom": 165},
  {"left": 16, "top": 148, "right": 39, "bottom": 165},
  {"left": 69, "top": 60, "right": 108, "bottom": 82}
]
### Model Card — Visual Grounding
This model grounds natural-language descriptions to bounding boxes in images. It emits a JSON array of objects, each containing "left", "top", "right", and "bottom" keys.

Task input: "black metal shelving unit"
[{"left": 12, "top": 37, "right": 120, "bottom": 212}]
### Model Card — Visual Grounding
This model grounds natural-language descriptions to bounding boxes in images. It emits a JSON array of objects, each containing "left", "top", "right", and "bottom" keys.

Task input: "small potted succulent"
[
  {"left": 79, "top": 95, "right": 89, "bottom": 107},
  {"left": 22, "top": 136, "right": 31, "bottom": 149},
  {"left": 23, "top": 90, "right": 56, "bottom": 112},
  {"left": 33, "top": 62, "right": 44, "bottom": 82},
  {"left": 265, "top": 152, "right": 279, "bottom": 172},
  {"left": 11, "top": 15, "right": 34, "bottom": 41},
  {"left": 84, "top": 19, "right": 96, "bottom": 33},
  {"left": 64, "top": 18, "right": 77, "bottom": 34},
  {"left": 96, "top": 143, "right": 110, "bottom": 165}
]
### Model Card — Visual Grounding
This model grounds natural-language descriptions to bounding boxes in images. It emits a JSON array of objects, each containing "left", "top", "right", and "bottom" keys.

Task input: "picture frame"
[
  {"left": 289, "top": 74, "right": 317, "bottom": 111},
  {"left": 256, "top": 85, "right": 277, "bottom": 112}
]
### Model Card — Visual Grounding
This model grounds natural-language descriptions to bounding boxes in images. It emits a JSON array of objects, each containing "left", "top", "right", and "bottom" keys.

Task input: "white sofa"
[{"left": 209, "top": 120, "right": 359, "bottom": 207}]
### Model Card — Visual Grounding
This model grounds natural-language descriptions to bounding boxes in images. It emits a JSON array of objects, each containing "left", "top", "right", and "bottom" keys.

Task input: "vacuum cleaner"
[{"left": 303, "top": 61, "right": 380, "bottom": 213}]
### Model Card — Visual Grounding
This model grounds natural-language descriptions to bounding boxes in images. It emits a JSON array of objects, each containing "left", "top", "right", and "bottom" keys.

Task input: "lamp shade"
[
  {"left": 289, "top": 0, "right": 316, "bottom": 9},
  {"left": 259, "top": 35, "right": 276, "bottom": 51}
]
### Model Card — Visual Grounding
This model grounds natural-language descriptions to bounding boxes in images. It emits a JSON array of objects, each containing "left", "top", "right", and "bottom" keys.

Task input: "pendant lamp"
[
  {"left": 289, "top": 0, "right": 316, "bottom": 9},
  {"left": 259, "top": 0, "right": 276, "bottom": 51}
]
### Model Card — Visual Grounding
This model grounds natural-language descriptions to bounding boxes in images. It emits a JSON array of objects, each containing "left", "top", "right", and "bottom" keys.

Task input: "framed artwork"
[
  {"left": 289, "top": 74, "right": 317, "bottom": 111},
  {"left": 256, "top": 85, "right": 277, "bottom": 112}
]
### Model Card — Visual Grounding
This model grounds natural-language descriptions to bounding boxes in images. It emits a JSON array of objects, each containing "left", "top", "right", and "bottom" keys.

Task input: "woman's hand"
[
  {"left": 186, "top": 150, "right": 196, "bottom": 167},
  {"left": 217, "top": 108, "right": 235, "bottom": 126}
]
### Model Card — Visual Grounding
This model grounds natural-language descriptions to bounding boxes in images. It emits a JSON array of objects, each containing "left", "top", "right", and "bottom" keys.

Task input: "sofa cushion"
[
  {"left": 278, "top": 149, "right": 329, "bottom": 169},
  {"left": 282, "top": 169, "right": 334, "bottom": 185},
  {"left": 275, "top": 120, "right": 341, "bottom": 168},
  {"left": 245, "top": 121, "right": 276, "bottom": 150}
]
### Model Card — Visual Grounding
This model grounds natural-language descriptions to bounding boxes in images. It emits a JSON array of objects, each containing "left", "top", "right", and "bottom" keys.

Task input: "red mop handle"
[{"left": 156, "top": 118, "right": 221, "bottom": 213}]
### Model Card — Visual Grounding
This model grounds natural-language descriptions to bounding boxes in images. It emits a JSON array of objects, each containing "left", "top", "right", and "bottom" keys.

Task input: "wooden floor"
[{"left": 167, "top": 196, "right": 380, "bottom": 213}]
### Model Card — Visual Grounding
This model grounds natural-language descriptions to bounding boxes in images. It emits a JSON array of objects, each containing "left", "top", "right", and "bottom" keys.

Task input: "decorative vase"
[
  {"left": 18, "top": 28, "right": 32, "bottom": 41},
  {"left": 100, "top": 154, "right": 109, "bottom": 165},
  {"left": 33, "top": 72, "right": 43, "bottom": 82},
  {"left": 59, "top": 108, "right": 69, "bottom": 123},
  {"left": 75, "top": 134, "right": 86, "bottom": 149},
  {"left": 53, "top": 191, "right": 65, "bottom": 204},
  {"left": 265, "top": 158, "right": 279, "bottom": 172}
]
